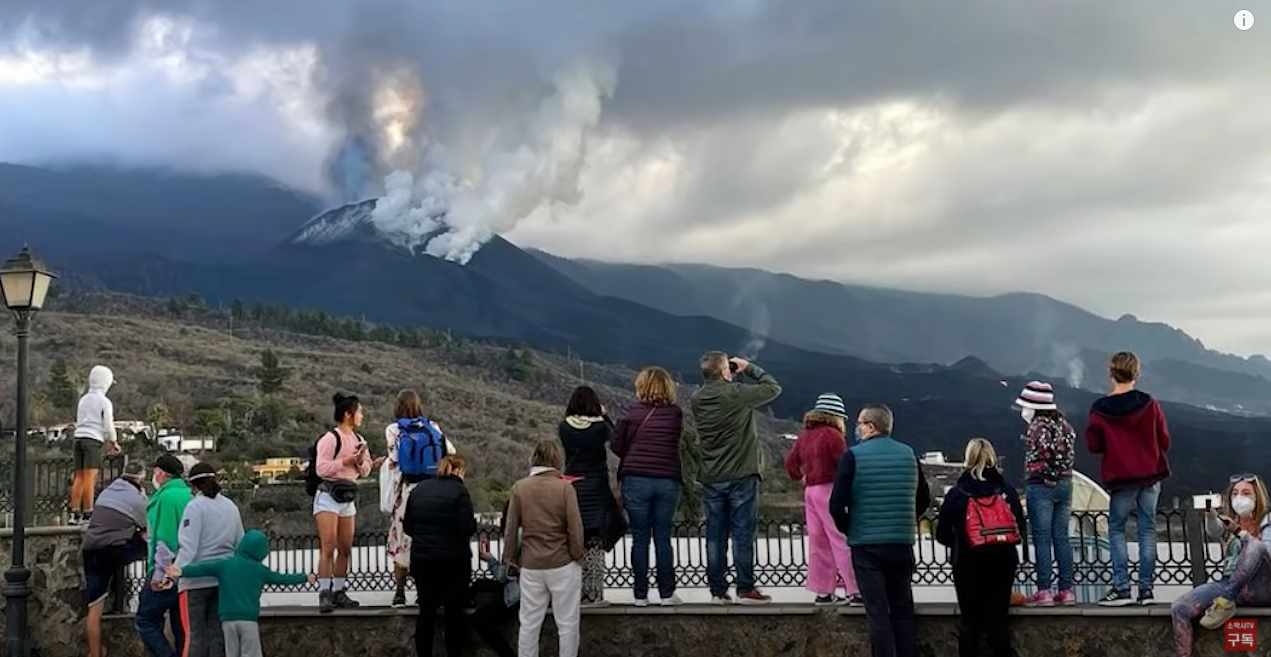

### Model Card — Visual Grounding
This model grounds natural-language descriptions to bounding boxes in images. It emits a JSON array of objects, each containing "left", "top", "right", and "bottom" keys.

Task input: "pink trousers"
[{"left": 804, "top": 482, "right": 857, "bottom": 595}]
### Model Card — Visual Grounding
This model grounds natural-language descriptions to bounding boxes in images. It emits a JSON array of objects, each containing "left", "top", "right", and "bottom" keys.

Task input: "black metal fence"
[{"left": 0, "top": 456, "right": 126, "bottom": 519}]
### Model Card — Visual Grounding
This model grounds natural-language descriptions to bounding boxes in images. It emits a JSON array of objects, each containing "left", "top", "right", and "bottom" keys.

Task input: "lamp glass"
[{"left": 0, "top": 269, "right": 35, "bottom": 310}]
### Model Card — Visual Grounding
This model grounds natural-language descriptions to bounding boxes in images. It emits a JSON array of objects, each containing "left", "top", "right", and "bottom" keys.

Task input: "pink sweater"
[{"left": 315, "top": 428, "right": 373, "bottom": 481}]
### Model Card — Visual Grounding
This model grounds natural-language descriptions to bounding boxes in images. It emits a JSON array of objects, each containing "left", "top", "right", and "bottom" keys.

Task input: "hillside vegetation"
[{"left": 0, "top": 290, "right": 800, "bottom": 518}]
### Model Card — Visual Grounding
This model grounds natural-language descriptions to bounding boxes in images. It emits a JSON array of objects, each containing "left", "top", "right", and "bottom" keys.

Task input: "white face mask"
[
  {"left": 152, "top": 474, "right": 163, "bottom": 490},
  {"left": 1020, "top": 408, "right": 1035, "bottom": 424},
  {"left": 1232, "top": 495, "right": 1256, "bottom": 517}
]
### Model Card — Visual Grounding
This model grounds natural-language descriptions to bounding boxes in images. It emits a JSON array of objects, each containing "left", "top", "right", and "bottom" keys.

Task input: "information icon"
[{"left": 1235, "top": 9, "right": 1254, "bottom": 30}]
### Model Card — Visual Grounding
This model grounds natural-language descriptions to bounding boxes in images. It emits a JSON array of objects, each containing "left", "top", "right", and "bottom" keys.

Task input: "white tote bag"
[{"left": 378, "top": 459, "right": 395, "bottom": 513}]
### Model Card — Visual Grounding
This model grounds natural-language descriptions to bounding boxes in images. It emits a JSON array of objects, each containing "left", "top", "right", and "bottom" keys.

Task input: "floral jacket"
[{"left": 1022, "top": 416, "right": 1076, "bottom": 484}]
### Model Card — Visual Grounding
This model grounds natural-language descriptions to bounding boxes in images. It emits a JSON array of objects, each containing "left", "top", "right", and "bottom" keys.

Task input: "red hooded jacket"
[
  {"left": 1085, "top": 390, "right": 1171, "bottom": 491},
  {"left": 784, "top": 424, "right": 846, "bottom": 487}
]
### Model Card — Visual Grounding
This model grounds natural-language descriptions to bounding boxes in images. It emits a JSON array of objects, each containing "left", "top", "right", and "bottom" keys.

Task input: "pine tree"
[
  {"left": 46, "top": 357, "right": 78, "bottom": 412},
  {"left": 256, "top": 349, "right": 289, "bottom": 395}
]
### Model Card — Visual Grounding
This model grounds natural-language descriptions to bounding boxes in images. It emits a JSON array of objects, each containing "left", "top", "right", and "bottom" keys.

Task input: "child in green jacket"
[{"left": 167, "top": 529, "right": 314, "bottom": 657}]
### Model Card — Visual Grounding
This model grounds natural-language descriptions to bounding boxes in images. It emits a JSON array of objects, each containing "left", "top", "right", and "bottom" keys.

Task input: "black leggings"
[
  {"left": 412, "top": 558, "right": 471, "bottom": 657},
  {"left": 952, "top": 549, "right": 1018, "bottom": 657},
  {"left": 470, "top": 598, "right": 518, "bottom": 657}
]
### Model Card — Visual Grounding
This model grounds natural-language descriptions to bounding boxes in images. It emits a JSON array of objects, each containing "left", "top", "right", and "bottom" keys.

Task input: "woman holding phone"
[
  {"left": 313, "top": 393, "right": 383, "bottom": 613},
  {"left": 1170, "top": 474, "right": 1271, "bottom": 657}
]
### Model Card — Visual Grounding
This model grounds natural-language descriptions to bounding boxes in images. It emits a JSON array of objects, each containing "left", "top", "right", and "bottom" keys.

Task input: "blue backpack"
[{"left": 396, "top": 418, "right": 445, "bottom": 483}]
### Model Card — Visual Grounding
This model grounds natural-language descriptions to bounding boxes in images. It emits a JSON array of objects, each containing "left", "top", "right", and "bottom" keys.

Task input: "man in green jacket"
[
  {"left": 133, "top": 454, "right": 192, "bottom": 657},
  {"left": 690, "top": 351, "right": 782, "bottom": 605}
]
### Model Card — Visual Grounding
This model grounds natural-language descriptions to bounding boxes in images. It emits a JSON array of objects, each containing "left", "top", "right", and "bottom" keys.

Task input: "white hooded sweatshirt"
[{"left": 74, "top": 365, "right": 117, "bottom": 444}]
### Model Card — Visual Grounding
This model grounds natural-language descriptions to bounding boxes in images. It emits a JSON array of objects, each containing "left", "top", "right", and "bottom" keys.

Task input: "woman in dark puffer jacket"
[
  {"left": 559, "top": 385, "right": 620, "bottom": 606},
  {"left": 612, "top": 366, "right": 684, "bottom": 607}
]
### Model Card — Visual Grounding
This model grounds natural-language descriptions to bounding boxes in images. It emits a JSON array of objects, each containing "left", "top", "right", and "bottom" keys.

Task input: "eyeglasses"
[{"left": 1230, "top": 473, "right": 1259, "bottom": 484}]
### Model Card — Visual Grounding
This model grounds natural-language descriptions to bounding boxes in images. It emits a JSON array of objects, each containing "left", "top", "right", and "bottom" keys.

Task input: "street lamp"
[{"left": 0, "top": 246, "right": 55, "bottom": 657}]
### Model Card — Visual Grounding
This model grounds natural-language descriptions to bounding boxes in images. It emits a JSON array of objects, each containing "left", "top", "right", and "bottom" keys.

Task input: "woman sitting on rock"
[{"left": 1170, "top": 474, "right": 1271, "bottom": 657}]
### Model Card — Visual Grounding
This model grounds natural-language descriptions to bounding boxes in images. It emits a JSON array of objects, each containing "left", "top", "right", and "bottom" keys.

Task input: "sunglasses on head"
[{"left": 1230, "top": 473, "right": 1259, "bottom": 484}]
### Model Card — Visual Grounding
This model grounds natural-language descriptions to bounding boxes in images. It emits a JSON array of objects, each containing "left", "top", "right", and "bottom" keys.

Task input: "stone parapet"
[
  {"left": 0, "top": 526, "right": 89, "bottom": 657},
  {"left": 96, "top": 604, "right": 1271, "bottom": 657}
]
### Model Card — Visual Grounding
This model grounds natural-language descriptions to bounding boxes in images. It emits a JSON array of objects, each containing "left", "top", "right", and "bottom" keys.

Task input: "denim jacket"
[{"left": 483, "top": 555, "right": 521, "bottom": 607}]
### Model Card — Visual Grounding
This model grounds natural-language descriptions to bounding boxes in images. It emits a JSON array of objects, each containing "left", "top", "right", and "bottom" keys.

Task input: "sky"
[{"left": 0, "top": 0, "right": 1269, "bottom": 354}]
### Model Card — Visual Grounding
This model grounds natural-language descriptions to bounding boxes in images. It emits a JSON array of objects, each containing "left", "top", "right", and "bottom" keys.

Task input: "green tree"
[
  {"left": 192, "top": 407, "right": 229, "bottom": 439},
  {"left": 147, "top": 403, "right": 170, "bottom": 430},
  {"left": 255, "top": 349, "right": 289, "bottom": 395},
  {"left": 46, "top": 357, "right": 78, "bottom": 412},
  {"left": 166, "top": 297, "right": 186, "bottom": 318},
  {"left": 230, "top": 299, "right": 246, "bottom": 321}
]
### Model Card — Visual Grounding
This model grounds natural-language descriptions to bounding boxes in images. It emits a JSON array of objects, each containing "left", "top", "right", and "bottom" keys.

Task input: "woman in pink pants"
[{"left": 785, "top": 393, "right": 860, "bottom": 606}]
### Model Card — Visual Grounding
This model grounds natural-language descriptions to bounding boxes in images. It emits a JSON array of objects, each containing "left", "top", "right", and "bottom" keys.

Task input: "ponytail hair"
[{"left": 437, "top": 454, "right": 466, "bottom": 479}]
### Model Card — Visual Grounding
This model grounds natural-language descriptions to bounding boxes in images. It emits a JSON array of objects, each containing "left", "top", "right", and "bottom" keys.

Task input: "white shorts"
[{"left": 312, "top": 491, "right": 357, "bottom": 518}]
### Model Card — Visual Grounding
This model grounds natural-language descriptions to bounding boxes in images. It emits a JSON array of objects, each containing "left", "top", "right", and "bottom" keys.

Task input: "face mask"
[
  {"left": 152, "top": 475, "right": 163, "bottom": 490},
  {"left": 1020, "top": 408, "right": 1035, "bottom": 424},
  {"left": 1232, "top": 495, "right": 1256, "bottom": 517},
  {"left": 853, "top": 426, "right": 864, "bottom": 442}
]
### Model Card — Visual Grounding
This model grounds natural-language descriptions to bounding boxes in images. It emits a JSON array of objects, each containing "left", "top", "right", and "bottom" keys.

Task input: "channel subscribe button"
[{"left": 1224, "top": 618, "right": 1257, "bottom": 651}]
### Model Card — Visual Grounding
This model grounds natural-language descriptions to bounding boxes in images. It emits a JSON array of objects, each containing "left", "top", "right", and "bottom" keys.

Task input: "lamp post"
[{"left": 0, "top": 246, "right": 55, "bottom": 657}]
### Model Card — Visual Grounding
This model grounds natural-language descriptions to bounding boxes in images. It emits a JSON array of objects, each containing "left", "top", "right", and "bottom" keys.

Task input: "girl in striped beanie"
[
  {"left": 1014, "top": 380, "right": 1078, "bottom": 607},
  {"left": 784, "top": 393, "right": 860, "bottom": 606}
]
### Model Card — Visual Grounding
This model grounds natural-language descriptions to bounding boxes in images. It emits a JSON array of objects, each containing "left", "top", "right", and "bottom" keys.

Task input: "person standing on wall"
[
  {"left": 784, "top": 393, "right": 859, "bottom": 606},
  {"left": 385, "top": 388, "right": 456, "bottom": 608},
  {"left": 1085, "top": 351, "right": 1172, "bottom": 606},
  {"left": 69, "top": 365, "right": 122, "bottom": 525},
  {"left": 936, "top": 438, "right": 1026, "bottom": 657},
  {"left": 829, "top": 404, "right": 932, "bottom": 657},
  {"left": 611, "top": 366, "right": 685, "bottom": 607},
  {"left": 1014, "top": 380, "right": 1078, "bottom": 607},
  {"left": 133, "top": 454, "right": 192, "bottom": 657},
  {"left": 691, "top": 351, "right": 782, "bottom": 605}
]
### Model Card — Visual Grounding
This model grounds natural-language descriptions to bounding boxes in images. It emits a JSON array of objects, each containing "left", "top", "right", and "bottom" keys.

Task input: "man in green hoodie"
[
  {"left": 168, "top": 529, "right": 314, "bottom": 657},
  {"left": 134, "top": 454, "right": 192, "bottom": 657},
  {"left": 690, "top": 351, "right": 782, "bottom": 605}
]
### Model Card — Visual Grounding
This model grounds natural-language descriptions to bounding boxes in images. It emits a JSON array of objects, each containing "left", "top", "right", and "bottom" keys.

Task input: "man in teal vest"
[{"left": 829, "top": 404, "right": 931, "bottom": 657}]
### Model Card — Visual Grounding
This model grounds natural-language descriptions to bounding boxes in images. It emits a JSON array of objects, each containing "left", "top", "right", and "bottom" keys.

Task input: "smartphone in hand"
[{"left": 479, "top": 536, "right": 491, "bottom": 554}]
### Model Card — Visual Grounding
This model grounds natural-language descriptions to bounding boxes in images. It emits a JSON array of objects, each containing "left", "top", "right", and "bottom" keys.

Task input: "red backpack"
[{"left": 964, "top": 491, "right": 1021, "bottom": 548}]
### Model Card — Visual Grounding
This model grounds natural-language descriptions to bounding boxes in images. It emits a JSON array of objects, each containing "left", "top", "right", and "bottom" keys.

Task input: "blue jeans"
[
  {"left": 1025, "top": 479, "right": 1074, "bottom": 591},
  {"left": 1108, "top": 482, "right": 1161, "bottom": 594},
  {"left": 621, "top": 476, "right": 682, "bottom": 600},
  {"left": 134, "top": 583, "right": 184, "bottom": 657},
  {"left": 702, "top": 475, "right": 760, "bottom": 596}
]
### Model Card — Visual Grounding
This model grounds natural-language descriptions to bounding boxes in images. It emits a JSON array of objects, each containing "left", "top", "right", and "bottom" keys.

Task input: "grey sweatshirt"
[
  {"left": 83, "top": 478, "right": 148, "bottom": 551},
  {"left": 175, "top": 493, "right": 244, "bottom": 591}
]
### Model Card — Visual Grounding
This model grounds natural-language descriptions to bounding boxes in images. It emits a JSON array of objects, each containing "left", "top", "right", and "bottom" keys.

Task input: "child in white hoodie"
[{"left": 70, "top": 365, "right": 121, "bottom": 525}]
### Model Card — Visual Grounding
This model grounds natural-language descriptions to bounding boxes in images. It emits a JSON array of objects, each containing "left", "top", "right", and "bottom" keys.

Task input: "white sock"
[
  {"left": 318, "top": 578, "right": 332, "bottom": 592},
  {"left": 333, "top": 577, "right": 346, "bottom": 591}
]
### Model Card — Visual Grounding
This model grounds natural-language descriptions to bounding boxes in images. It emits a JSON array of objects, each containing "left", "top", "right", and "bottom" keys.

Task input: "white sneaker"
[
  {"left": 633, "top": 598, "right": 649, "bottom": 608},
  {"left": 711, "top": 594, "right": 733, "bottom": 605},
  {"left": 658, "top": 594, "right": 683, "bottom": 607}
]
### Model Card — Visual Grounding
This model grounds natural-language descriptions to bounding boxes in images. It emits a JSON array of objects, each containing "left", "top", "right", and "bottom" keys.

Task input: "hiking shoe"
[
  {"left": 711, "top": 593, "right": 734, "bottom": 605},
  {"left": 331, "top": 589, "right": 360, "bottom": 608},
  {"left": 318, "top": 590, "right": 335, "bottom": 614},
  {"left": 814, "top": 594, "right": 847, "bottom": 607},
  {"left": 1138, "top": 590, "right": 1157, "bottom": 606},
  {"left": 1054, "top": 590, "right": 1077, "bottom": 606},
  {"left": 657, "top": 594, "right": 683, "bottom": 607},
  {"left": 1024, "top": 590, "right": 1054, "bottom": 607},
  {"left": 633, "top": 598, "right": 649, "bottom": 608},
  {"left": 736, "top": 588, "right": 773, "bottom": 605},
  {"left": 1097, "top": 589, "right": 1135, "bottom": 607},
  {"left": 1200, "top": 597, "right": 1237, "bottom": 629},
  {"left": 391, "top": 589, "right": 407, "bottom": 608}
]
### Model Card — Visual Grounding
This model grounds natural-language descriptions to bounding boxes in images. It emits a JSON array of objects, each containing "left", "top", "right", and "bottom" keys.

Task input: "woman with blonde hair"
[
  {"left": 784, "top": 393, "right": 858, "bottom": 605},
  {"left": 1170, "top": 474, "right": 1271, "bottom": 657},
  {"left": 612, "top": 366, "right": 685, "bottom": 606},
  {"left": 935, "top": 438, "right": 1025, "bottom": 657},
  {"left": 404, "top": 454, "right": 476, "bottom": 657},
  {"left": 385, "top": 388, "right": 456, "bottom": 608}
]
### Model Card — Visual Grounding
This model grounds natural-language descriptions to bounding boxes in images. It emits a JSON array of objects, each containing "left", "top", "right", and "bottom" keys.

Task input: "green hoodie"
[
  {"left": 180, "top": 530, "right": 308, "bottom": 622},
  {"left": 146, "top": 478, "right": 193, "bottom": 572}
]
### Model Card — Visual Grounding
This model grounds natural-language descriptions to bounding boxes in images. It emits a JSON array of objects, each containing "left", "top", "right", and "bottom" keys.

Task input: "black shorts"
[
  {"left": 72, "top": 438, "right": 103, "bottom": 471},
  {"left": 82, "top": 536, "right": 147, "bottom": 607}
]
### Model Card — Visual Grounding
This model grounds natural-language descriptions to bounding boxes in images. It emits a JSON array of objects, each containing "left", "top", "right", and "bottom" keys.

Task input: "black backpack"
[{"left": 304, "top": 429, "right": 342, "bottom": 497}]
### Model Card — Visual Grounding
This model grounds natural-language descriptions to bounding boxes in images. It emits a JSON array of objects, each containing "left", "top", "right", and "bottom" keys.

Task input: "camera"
[{"left": 729, "top": 361, "right": 739, "bottom": 372}]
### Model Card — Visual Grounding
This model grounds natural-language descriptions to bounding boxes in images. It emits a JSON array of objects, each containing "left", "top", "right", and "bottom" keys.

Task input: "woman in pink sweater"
[
  {"left": 312, "top": 393, "right": 381, "bottom": 613},
  {"left": 784, "top": 393, "right": 859, "bottom": 606}
]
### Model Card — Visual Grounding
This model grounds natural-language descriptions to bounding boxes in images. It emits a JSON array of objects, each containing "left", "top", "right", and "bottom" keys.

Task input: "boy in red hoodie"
[{"left": 1085, "top": 351, "right": 1171, "bottom": 606}]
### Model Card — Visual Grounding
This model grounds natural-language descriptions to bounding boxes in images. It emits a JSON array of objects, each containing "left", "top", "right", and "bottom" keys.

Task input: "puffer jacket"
[
  {"left": 559, "top": 415, "right": 615, "bottom": 535},
  {"left": 612, "top": 402, "right": 683, "bottom": 481}
]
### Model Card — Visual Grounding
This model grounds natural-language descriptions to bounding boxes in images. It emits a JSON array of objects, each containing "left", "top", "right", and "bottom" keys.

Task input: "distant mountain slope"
[
  {"left": 528, "top": 250, "right": 1271, "bottom": 387},
  {"left": 0, "top": 163, "right": 322, "bottom": 262}
]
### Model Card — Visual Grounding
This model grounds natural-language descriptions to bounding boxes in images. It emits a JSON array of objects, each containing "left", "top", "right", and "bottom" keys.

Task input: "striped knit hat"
[
  {"left": 812, "top": 393, "right": 847, "bottom": 418},
  {"left": 1015, "top": 380, "right": 1057, "bottom": 411}
]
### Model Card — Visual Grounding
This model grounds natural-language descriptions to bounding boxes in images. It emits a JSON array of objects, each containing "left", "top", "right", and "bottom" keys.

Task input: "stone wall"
[
  {"left": 0, "top": 526, "right": 89, "bottom": 657},
  {"left": 98, "top": 604, "right": 1271, "bottom": 657}
]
